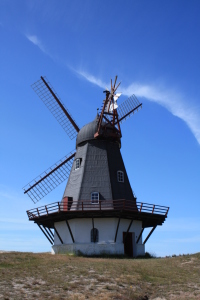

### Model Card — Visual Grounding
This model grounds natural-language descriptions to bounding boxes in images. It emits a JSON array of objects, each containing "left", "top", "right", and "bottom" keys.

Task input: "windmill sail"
[
  {"left": 117, "top": 94, "right": 142, "bottom": 123},
  {"left": 31, "top": 77, "right": 79, "bottom": 140},
  {"left": 23, "top": 152, "right": 76, "bottom": 203}
]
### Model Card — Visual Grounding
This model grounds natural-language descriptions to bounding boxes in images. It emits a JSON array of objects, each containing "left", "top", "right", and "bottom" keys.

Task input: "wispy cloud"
[
  {"left": 76, "top": 70, "right": 200, "bottom": 145},
  {"left": 76, "top": 70, "right": 107, "bottom": 89},
  {"left": 25, "top": 34, "right": 47, "bottom": 54},
  {"left": 121, "top": 83, "right": 200, "bottom": 145}
]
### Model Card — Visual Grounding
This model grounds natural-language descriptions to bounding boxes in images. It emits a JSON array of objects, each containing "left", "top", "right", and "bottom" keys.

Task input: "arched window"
[
  {"left": 117, "top": 170, "right": 124, "bottom": 182},
  {"left": 91, "top": 228, "right": 99, "bottom": 243}
]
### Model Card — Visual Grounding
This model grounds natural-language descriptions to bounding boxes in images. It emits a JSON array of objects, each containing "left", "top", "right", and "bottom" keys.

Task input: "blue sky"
[{"left": 0, "top": 0, "right": 200, "bottom": 257}]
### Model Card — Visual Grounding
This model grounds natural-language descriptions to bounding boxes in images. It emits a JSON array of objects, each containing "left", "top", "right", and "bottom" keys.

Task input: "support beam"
[
  {"left": 54, "top": 226, "right": 63, "bottom": 244},
  {"left": 37, "top": 224, "right": 53, "bottom": 245},
  {"left": 92, "top": 218, "right": 94, "bottom": 242},
  {"left": 48, "top": 228, "right": 54, "bottom": 239},
  {"left": 114, "top": 218, "right": 121, "bottom": 242},
  {"left": 43, "top": 226, "right": 54, "bottom": 244},
  {"left": 143, "top": 226, "right": 157, "bottom": 245},
  {"left": 92, "top": 218, "right": 97, "bottom": 243},
  {"left": 123, "top": 219, "right": 134, "bottom": 243},
  {"left": 66, "top": 220, "right": 75, "bottom": 243},
  {"left": 136, "top": 228, "right": 144, "bottom": 244}
]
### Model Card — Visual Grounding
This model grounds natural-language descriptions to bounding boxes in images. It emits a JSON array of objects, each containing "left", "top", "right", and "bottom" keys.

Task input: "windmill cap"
[
  {"left": 76, "top": 115, "right": 121, "bottom": 148},
  {"left": 76, "top": 115, "right": 99, "bottom": 147}
]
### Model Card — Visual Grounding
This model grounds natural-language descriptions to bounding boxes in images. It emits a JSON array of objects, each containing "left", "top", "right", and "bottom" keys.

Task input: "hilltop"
[{"left": 0, "top": 252, "right": 199, "bottom": 299}]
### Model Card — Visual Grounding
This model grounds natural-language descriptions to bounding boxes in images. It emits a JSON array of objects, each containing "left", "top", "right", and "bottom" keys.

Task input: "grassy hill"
[{"left": 0, "top": 251, "right": 199, "bottom": 299}]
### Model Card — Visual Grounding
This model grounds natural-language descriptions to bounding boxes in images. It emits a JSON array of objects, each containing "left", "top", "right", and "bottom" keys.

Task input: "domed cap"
[{"left": 76, "top": 115, "right": 99, "bottom": 147}]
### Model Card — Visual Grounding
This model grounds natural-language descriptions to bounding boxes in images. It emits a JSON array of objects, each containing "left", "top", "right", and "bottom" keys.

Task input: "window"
[
  {"left": 91, "top": 192, "right": 99, "bottom": 204},
  {"left": 91, "top": 228, "right": 99, "bottom": 243},
  {"left": 75, "top": 158, "right": 81, "bottom": 170},
  {"left": 117, "top": 170, "right": 124, "bottom": 182}
]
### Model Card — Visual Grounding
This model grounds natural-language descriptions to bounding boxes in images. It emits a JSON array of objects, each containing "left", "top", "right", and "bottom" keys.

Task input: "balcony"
[{"left": 27, "top": 199, "right": 169, "bottom": 229}]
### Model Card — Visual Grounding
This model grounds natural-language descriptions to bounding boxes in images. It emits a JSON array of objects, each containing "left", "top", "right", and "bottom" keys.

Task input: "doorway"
[{"left": 123, "top": 232, "right": 133, "bottom": 257}]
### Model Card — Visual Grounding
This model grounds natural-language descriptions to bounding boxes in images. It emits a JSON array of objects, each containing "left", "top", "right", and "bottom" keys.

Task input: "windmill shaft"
[
  {"left": 41, "top": 76, "right": 80, "bottom": 133},
  {"left": 113, "top": 75, "right": 118, "bottom": 88},
  {"left": 101, "top": 115, "right": 121, "bottom": 137},
  {"left": 95, "top": 77, "right": 122, "bottom": 139},
  {"left": 96, "top": 93, "right": 110, "bottom": 135},
  {"left": 24, "top": 152, "right": 76, "bottom": 194},
  {"left": 114, "top": 81, "right": 121, "bottom": 93}
]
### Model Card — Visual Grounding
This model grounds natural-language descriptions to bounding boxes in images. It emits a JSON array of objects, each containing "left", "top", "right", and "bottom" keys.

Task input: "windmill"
[{"left": 24, "top": 76, "right": 169, "bottom": 257}]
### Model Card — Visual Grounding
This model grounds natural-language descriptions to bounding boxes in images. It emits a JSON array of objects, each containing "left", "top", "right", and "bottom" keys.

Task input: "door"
[{"left": 123, "top": 232, "right": 133, "bottom": 257}]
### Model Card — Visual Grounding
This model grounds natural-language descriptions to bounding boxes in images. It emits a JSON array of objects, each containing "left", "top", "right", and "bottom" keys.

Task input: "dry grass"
[{"left": 0, "top": 251, "right": 199, "bottom": 299}]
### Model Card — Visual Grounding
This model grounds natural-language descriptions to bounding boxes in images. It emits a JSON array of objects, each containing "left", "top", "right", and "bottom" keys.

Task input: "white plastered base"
[{"left": 52, "top": 242, "right": 124, "bottom": 256}]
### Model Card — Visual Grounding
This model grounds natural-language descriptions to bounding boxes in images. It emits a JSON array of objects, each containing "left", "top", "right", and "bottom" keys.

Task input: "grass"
[{"left": 0, "top": 252, "right": 199, "bottom": 299}]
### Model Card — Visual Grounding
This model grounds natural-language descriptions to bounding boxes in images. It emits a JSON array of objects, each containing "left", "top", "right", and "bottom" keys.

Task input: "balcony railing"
[{"left": 27, "top": 199, "right": 169, "bottom": 220}]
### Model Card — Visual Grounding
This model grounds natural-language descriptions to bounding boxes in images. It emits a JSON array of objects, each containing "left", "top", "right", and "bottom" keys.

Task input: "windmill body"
[
  {"left": 25, "top": 76, "right": 169, "bottom": 257},
  {"left": 53, "top": 116, "right": 143, "bottom": 255},
  {"left": 63, "top": 115, "right": 135, "bottom": 205}
]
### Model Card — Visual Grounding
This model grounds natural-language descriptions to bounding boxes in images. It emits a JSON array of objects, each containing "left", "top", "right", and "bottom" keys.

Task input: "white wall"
[
  {"left": 54, "top": 218, "right": 145, "bottom": 256},
  {"left": 54, "top": 218, "right": 117, "bottom": 245}
]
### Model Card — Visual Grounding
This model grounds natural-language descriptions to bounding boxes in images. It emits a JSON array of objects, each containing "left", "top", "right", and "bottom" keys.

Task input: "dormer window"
[
  {"left": 117, "top": 171, "right": 124, "bottom": 182},
  {"left": 91, "top": 192, "right": 99, "bottom": 204},
  {"left": 75, "top": 158, "right": 81, "bottom": 170}
]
